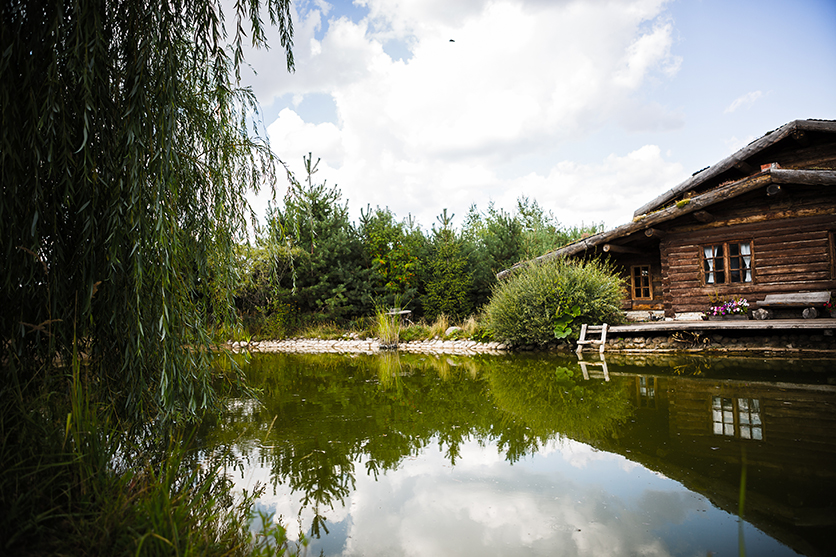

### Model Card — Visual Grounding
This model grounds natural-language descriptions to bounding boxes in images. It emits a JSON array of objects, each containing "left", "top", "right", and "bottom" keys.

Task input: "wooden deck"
[{"left": 611, "top": 318, "right": 836, "bottom": 334}]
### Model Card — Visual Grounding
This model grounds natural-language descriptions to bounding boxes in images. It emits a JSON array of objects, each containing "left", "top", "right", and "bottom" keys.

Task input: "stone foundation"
[
  {"left": 602, "top": 329, "right": 836, "bottom": 354},
  {"left": 226, "top": 330, "right": 836, "bottom": 356}
]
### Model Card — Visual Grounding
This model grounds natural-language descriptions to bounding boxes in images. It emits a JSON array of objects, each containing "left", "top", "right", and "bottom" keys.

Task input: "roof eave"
[
  {"left": 496, "top": 168, "right": 836, "bottom": 280},
  {"left": 632, "top": 119, "right": 836, "bottom": 218}
]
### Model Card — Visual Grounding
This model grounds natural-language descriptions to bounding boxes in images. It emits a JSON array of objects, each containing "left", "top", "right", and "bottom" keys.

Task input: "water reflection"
[{"left": 201, "top": 352, "right": 836, "bottom": 556}]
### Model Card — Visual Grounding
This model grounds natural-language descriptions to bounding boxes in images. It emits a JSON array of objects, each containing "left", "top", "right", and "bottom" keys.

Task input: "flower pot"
[{"left": 708, "top": 315, "right": 749, "bottom": 321}]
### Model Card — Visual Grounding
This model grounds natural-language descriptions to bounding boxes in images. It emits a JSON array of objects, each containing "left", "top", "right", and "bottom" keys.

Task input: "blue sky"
[{"left": 239, "top": 0, "right": 836, "bottom": 231}]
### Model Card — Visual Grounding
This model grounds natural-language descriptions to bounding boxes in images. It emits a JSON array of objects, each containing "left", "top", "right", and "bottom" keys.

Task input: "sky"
[{"left": 238, "top": 0, "right": 836, "bottom": 232}]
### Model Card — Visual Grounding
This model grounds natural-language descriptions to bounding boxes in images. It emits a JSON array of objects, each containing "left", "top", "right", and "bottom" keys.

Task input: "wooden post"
[
  {"left": 576, "top": 324, "right": 588, "bottom": 355},
  {"left": 599, "top": 323, "right": 608, "bottom": 355}
]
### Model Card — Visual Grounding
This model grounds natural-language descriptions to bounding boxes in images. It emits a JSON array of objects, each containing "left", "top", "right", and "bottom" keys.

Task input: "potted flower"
[{"left": 704, "top": 297, "right": 750, "bottom": 320}]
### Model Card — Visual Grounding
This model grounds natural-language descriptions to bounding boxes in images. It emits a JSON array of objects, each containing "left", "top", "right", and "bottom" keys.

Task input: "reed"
[
  {"left": 427, "top": 314, "right": 450, "bottom": 339},
  {"left": 375, "top": 306, "right": 400, "bottom": 349}
]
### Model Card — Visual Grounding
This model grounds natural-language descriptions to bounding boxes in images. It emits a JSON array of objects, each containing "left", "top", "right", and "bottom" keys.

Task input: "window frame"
[
  {"left": 700, "top": 240, "right": 754, "bottom": 286},
  {"left": 711, "top": 396, "right": 764, "bottom": 441},
  {"left": 638, "top": 376, "right": 656, "bottom": 408},
  {"left": 630, "top": 265, "right": 653, "bottom": 300}
]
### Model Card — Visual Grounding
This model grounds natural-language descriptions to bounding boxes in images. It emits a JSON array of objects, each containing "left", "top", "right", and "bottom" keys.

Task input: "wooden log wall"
[
  {"left": 659, "top": 186, "right": 836, "bottom": 315},
  {"left": 605, "top": 253, "right": 665, "bottom": 311}
]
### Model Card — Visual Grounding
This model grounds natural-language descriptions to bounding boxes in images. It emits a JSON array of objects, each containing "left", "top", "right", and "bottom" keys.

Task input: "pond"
[{"left": 200, "top": 351, "right": 836, "bottom": 556}]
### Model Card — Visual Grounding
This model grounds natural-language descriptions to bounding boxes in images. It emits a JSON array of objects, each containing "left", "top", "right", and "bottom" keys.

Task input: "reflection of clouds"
[
  {"left": 560, "top": 438, "right": 641, "bottom": 474},
  {"left": 636, "top": 490, "right": 698, "bottom": 526},
  {"left": 230, "top": 437, "right": 758, "bottom": 557},
  {"left": 335, "top": 439, "right": 685, "bottom": 557}
]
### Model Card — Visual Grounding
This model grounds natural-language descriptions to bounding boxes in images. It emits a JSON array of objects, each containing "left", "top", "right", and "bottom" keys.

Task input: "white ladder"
[{"left": 575, "top": 323, "right": 608, "bottom": 355}]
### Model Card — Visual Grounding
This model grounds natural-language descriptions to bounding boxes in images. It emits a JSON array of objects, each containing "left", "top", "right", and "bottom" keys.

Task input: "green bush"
[{"left": 484, "top": 257, "right": 624, "bottom": 347}]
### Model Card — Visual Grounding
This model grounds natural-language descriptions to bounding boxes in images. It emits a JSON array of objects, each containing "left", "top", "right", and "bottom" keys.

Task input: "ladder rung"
[{"left": 576, "top": 323, "right": 608, "bottom": 355}]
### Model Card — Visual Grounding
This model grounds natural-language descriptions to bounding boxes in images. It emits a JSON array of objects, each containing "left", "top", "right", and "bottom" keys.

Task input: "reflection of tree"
[
  {"left": 200, "top": 352, "right": 633, "bottom": 537},
  {"left": 483, "top": 356, "right": 634, "bottom": 459}
]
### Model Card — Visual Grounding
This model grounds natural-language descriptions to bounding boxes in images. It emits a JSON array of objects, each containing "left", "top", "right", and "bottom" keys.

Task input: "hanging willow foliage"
[{"left": 0, "top": 0, "right": 294, "bottom": 420}]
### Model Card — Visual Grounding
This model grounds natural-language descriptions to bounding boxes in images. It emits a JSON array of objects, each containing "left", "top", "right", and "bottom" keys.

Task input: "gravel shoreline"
[{"left": 226, "top": 338, "right": 510, "bottom": 355}]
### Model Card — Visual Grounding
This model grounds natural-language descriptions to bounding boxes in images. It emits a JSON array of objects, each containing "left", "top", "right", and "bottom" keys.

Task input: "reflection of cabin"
[
  {"left": 608, "top": 372, "right": 836, "bottom": 557},
  {"left": 501, "top": 119, "right": 836, "bottom": 319}
]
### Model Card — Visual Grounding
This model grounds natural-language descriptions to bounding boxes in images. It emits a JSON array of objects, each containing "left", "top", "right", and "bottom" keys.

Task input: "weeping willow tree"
[{"left": 0, "top": 0, "right": 294, "bottom": 420}]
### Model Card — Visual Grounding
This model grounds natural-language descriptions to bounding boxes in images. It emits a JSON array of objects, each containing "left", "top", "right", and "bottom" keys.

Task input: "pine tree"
[{"left": 424, "top": 210, "right": 473, "bottom": 321}]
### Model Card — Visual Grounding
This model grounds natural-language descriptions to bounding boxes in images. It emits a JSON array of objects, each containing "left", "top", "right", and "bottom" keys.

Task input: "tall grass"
[
  {"left": 375, "top": 307, "right": 400, "bottom": 349},
  {"left": 426, "top": 314, "right": 450, "bottom": 338}
]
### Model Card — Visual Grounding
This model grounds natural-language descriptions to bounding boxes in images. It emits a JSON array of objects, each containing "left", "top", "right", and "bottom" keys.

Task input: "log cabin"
[{"left": 499, "top": 119, "right": 836, "bottom": 320}]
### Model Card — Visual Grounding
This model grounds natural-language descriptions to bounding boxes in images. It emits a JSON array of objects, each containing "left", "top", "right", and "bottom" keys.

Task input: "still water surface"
[{"left": 201, "top": 352, "right": 836, "bottom": 556}]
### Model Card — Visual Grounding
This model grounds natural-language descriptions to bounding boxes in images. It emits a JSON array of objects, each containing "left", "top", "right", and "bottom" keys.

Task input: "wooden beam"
[
  {"left": 602, "top": 244, "right": 643, "bottom": 255},
  {"left": 671, "top": 206, "right": 836, "bottom": 233},
  {"left": 693, "top": 211, "right": 714, "bottom": 223},
  {"left": 770, "top": 168, "right": 836, "bottom": 186},
  {"left": 644, "top": 228, "right": 666, "bottom": 239}
]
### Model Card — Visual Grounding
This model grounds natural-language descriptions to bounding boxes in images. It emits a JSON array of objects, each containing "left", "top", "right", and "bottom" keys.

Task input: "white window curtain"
[
  {"left": 740, "top": 242, "right": 752, "bottom": 282},
  {"left": 704, "top": 246, "right": 717, "bottom": 283}
]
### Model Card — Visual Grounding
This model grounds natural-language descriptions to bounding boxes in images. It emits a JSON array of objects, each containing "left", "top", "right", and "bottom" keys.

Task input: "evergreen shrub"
[{"left": 485, "top": 257, "right": 624, "bottom": 346}]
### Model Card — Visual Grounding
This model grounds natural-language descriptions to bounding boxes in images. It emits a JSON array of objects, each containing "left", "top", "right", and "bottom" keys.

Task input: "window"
[
  {"left": 712, "top": 396, "right": 763, "bottom": 440},
  {"left": 638, "top": 376, "right": 656, "bottom": 408},
  {"left": 737, "top": 398, "right": 763, "bottom": 440},
  {"left": 631, "top": 266, "right": 652, "bottom": 299},
  {"left": 702, "top": 242, "right": 752, "bottom": 284}
]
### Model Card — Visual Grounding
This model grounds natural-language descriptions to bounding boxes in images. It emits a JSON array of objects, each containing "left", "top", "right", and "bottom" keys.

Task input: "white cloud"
[
  {"left": 724, "top": 90, "right": 763, "bottom": 113},
  {"left": 497, "top": 145, "right": 685, "bottom": 228},
  {"left": 614, "top": 19, "right": 681, "bottom": 89},
  {"left": 241, "top": 0, "right": 686, "bottom": 229}
]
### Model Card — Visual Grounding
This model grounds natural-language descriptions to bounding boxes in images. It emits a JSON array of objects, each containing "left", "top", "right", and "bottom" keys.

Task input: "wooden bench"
[{"left": 754, "top": 291, "right": 831, "bottom": 319}]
